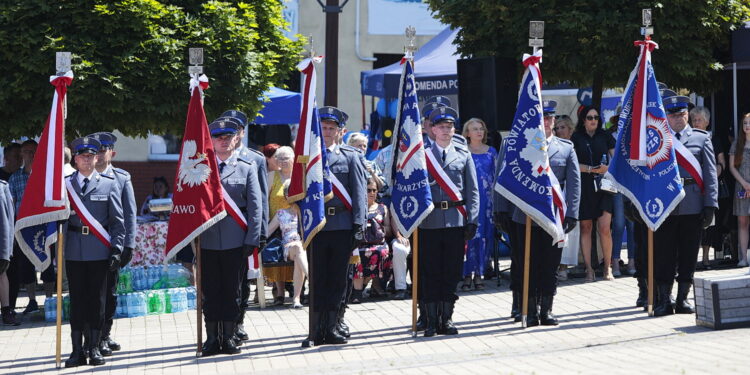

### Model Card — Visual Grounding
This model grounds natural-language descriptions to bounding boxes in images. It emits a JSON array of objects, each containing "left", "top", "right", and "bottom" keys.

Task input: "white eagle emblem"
[
  {"left": 520, "top": 127, "right": 550, "bottom": 177},
  {"left": 176, "top": 140, "right": 211, "bottom": 192}
]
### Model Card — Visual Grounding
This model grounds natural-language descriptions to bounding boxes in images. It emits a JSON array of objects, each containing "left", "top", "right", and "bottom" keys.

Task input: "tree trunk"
[{"left": 591, "top": 72, "right": 604, "bottom": 113}]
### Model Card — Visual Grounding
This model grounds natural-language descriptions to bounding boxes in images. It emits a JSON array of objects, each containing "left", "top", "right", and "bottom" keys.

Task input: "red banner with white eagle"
[{"left": 164, "top": 75, "right": 227, "bottom": 261}]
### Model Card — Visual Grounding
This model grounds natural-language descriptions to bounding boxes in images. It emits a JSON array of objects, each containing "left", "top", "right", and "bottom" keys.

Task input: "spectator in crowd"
[
  {"left": 267, "top": 180, "right": 307, "bottom": 308},
  {"left": 691, "top": 106, "right": 729, "bottom": 267},
  {"left": 571, "top": 106, "right": 616, "bottom": 281},
  {"left": 728, "top": 112, "right": 750, "bottom": 268},
  {"left": 1, "top": 168, "right": 17, "bottom": 325},
  {"left": 351, "top": 177, "right": 392, "bottom": 303},
  {"left": 0, "top": 143, "right": 21, "bottom": 182},
  {"left": 266, "top": 146, "right": 295, "bottom": 305},
  {"left": 262, "top": 143, "right": 281, "bottom": 175},
  {"left": 553, "top": 116, "right": 574, "bottom": 140},
  {"left": 139, "top": 176, "right": 172, "bottom": 216},
  {"left": 348, "top": 133, "right": 384, "bottom": 190},
  {"left": 460, "top": 118, "right": 497, "bottom": 290},
  {"left": 9, "top": 140, "right": 56, "bottom": 314}
]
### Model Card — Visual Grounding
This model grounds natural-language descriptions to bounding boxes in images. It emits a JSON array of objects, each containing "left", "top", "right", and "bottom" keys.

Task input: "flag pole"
[
  {"left": 257, "top": 250, "right": 266, "bottom": 309},
  {"left": 55, "top": 222, "right": 64, "bottom": 368},
  {"left": 647, "top": 229, "right": 654, "bottom": 316},
  {"left": 411, "top": 229, "right": 418, "bottom": 336},
  {"left": 54, "top": 51, "right": 71, "bottom": 368},
  {"left": 194, "top": 238, "right": 203, "bottom": 356},
  {"left": 521, "top": 216, "right": 532, "bottom": 328}
]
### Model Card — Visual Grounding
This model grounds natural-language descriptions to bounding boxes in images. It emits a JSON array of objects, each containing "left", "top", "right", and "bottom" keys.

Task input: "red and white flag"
[
  {"left": 14, "top": 72, "right": 72, "bottom": 270},
  {"left": 164, "top": 75, "right": 227, "bottom": 261}
]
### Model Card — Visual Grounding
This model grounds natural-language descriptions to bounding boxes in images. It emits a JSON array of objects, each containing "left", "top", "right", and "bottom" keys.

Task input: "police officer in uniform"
[
  {"left": 64, "top": 137, "right": 125, "bottom": 368},
  {"left": 652, "top": 93, "right": 718, "bottom": 316},
  {"left": 312, "top": 106, "right": 366, "bottom": 345},
  {"left": 496, "top": 101, "right": 580, "bottom": 326},
  {"left": 218, "top": 110, "right": 269, "bottom": 344},
  {"left": 0, "top": 179, "right": 13, "bottom": 312},
  {"left": 419, "top": 106, "right": 479, "bottom": 337},
  {"left": 88, "top": 132, "right": 136, "bottom": 356},
  {"left": 200, "top": 118, "right": 262, "bottom": 355}
]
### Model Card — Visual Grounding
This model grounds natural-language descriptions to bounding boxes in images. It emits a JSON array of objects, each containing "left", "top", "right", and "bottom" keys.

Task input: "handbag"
[
  {"left": 261, "top": 237, "right": 283, "bottom": 263},
  {"left": 595, "top": 175, "right": 617, "bottom": 194}
]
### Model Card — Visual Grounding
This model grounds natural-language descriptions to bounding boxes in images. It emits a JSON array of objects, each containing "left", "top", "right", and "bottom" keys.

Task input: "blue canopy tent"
[
  {"left": 253, "top": 87, "right": 301, "bottom": 125},
  {"left": 360, "top": 27, "right": 460, "bottom": 100}
]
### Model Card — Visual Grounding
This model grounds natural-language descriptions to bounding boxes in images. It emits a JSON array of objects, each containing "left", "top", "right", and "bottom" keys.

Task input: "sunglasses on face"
[
  {"left": 586, "top": 115, "right": 600, "bottom": 121},
  {"left": 553, "top": 127, "right": 566, "bottom": 131},
  {"left": 367, "top": 188, "right": 378, "bottom": 193}
]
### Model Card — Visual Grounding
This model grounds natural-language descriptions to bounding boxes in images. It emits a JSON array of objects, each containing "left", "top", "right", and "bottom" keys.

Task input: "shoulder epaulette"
[
  {"left": 452, "top": 134, "right": 468, "bottom": 145},
  {"left": 339, "top": 145, "right": 359, "bottom": 153},
  {"left": 557, "top": 138, "right": 573, "bottom": 145},
  {"left": 237, "top": 158, "right": 254, "bottom": 166},
  {"left": 692, "top": 128, "right": 708, "bottom": 135},
  {"left": 99, "top": 174, "right": 115, "bottom": 180},
  {"left": 0, "top": 180, "right": 7, "bottom": 186}
]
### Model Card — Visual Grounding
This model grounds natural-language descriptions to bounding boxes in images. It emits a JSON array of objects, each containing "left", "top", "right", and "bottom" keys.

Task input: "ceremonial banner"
[
  {"left": 388, "top": 59, "right": 433, "bottom": 236},
  {"left": 164, "top": 75, "right": 227, "bottom": 261},
  {"left": 14, "top": 72, "right": 72, "bottom": 270},
  {"left": 607, "top": 40, "right": 684, "bottom": 231},
  {"left": 494, "top": 51, "right": 566, "bottom": 243},
  {"left": 288, "top": 58, "right": 331, "bottom": 248}
]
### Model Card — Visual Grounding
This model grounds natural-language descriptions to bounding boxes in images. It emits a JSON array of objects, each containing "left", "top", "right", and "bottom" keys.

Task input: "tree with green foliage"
[
  {"left": 427, "top": 0, "right": 750, "bottom": 108},
  {"left": 0, "top": 0, "right": 303, "bottom": 142}
]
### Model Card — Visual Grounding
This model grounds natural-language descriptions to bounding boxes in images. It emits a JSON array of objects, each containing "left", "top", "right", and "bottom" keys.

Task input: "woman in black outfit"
[{"left": 570, "top": 106, "right": 616, "bottom": 281}]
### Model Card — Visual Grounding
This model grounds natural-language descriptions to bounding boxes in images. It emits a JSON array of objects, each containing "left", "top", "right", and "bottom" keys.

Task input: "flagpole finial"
[
  {"left": 188, "top": 48, "right": 204, "bottom": 76},
  {"left": 528, "top": 21, "right": 544, "bottom": 54},
  {"left": 405, "top": 26, "right": 417, "bottom": 58},
  {"left": 307, "top": 34, "right": 315, "bottom": 59},
  {"left": 641, "top": 9, "right": 654, "bottom": 37},
  {"left": 55, "top": 52, "right": 71, "bottom": 76}
]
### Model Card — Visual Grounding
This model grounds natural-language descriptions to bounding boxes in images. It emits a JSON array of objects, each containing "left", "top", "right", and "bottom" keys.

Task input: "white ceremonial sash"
[
  {"left": 221, "top": 185, "right": 248, "bottom": 231},
  {"left": 424, "top": 149, "right": 468, "bottom": 218},
  {"left": 65, "top": 179, "right": 111, "bottom": 248},
  {"left": 674, "top": 141, "right": 704, "bottom": 192}
]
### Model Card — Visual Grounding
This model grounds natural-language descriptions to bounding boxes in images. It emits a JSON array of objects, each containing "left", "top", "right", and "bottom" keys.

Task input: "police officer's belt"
[
  {"left": 682, "top": 178, "right": 696, "bottom": 186},
  {"left": 68, "top": 225, "right": 90, "bottom": 235},
  {"left": 326, "top": 206, "right": 346, "bottom": 216},
  {"left": 437, "top": 200, "right": 465, "bottom": 210}
]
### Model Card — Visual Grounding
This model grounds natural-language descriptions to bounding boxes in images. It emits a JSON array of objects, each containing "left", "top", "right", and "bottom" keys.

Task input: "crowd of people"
[{"left": 0, "top": 89, "right": 748, "bottom": 365}]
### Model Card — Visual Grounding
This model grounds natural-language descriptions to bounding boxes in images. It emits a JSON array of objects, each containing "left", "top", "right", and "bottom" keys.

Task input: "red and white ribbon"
[
  {"left": 65, "top": 179, "right": 111, "bottom": 248},
  {"left": 424, "top": 148, "right": 468, "bottom": 219},
  {"left": 329, "top": 173, "right": 352, "bottom": 211},
  {"left": 674, "top": 140, "right": 704, "bottom": 192},
  {"left": 247, "top": 248, "right": 260, "bottom": 270},
  {"left": 221, "top": 185, "right": 248, "bottom": 231}
]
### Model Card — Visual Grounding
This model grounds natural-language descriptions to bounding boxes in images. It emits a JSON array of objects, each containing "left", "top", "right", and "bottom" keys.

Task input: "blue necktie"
[
  {"left": 81, "top": 178, "right": 89, "bottom": 194},
  {"left": 219, "top": 162, "right": 226, "bottom": 174}
]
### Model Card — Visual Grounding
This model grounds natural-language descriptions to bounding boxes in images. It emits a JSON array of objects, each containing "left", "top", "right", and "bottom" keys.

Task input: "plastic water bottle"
[
  {"left": 45, "top": 297, "right": 56, "bottom": 322},
  {"left": 138, "top": 292, "right": 148, "bottom": 316},
  {"left": 136, "top": 267, "right": 145, "bottom": 290},
  {"left": 123, "top": 268, "right": 133, "bottom": 292},
  {"left": 186, "top": 287, "right": 196, "bottom": 310},
  {"left": 177, "top": 288, "right": 188, "bottom": 312},
  {"left": 164, "top": 289, "right": 172, "bottom": 313},
  {"left": 62, "top": 295, "right": 70, "bottom": 321}
]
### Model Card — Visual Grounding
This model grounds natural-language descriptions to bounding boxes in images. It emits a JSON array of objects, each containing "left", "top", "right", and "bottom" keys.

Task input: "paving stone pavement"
[{"left": 2, "top": 262, "right": 749, "bottom": 374}]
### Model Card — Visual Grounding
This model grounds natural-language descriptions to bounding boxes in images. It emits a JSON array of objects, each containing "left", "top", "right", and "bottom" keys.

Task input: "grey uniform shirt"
[
  {"left": 65, "top": 171, "right": 126, "bottom": 261},
  {"left": 200, "top": 156, "right": 263, "bottom": 250},
  {"left": 419, "top": 142, "right": 480, "bottom": 229},
  {"left": 236, "top": 145, "right": 269, "bottom": 240},
  {"left": 103, "top": 166, "right": 137, "bottom": 249},
  {"left": 324, "top": 144, "right": 367, "bottom": 231},
  {"left": 0, "top": 181, "right": 13, "bottom": 260},
  {"left": 672, "top": 127, "right": 719, "bottom": 215}
]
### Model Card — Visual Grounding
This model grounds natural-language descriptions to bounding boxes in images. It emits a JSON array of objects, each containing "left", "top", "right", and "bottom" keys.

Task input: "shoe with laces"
[{"left": 22, "top": 300, "right": 39, "bottom": 315}]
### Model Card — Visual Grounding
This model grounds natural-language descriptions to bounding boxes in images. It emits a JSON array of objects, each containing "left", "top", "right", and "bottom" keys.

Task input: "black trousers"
[
  {"left": 506, "top": 221, "right": 520, "bottom": 292},
  {"left": 201, "top": 247, "right": 244, "bottom": 321},
  {"left": 310, "top": 230, "right": 352, "bottom": 312},
  {"left": 653, "top": 215, "right": 702, "bottom": 284},
  {"left": 633, "top": 221, "right": 648, "bottom": 279},
  {"left": 238, "top": 255, "right": 251, "bottom": 324},
  {"left": 419, "top": 227, "right": 464, "bottom": 303},
  {"left": 103, "top": 268, "right": 119, "bottom": 335},
  {"left": 511, "top": 224, "right": 563, "bottom": 295},
  {"left": 8, "top": 250, "right": 20, "bottom": 309},
  {"left": 66, "top": 260, "right": 108, "bottom": 331}
]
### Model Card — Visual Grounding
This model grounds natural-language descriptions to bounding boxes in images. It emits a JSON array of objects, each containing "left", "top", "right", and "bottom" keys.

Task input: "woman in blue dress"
[{"left": 461, "top": 118, "right": 497, "bottom": 290}]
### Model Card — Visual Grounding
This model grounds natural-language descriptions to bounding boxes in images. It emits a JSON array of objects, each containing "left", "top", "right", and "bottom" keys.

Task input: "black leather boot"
[
  {"left": 511, "top": 290, "right": 521, "bottom": 322},
  {"left": 220, "top": 321, "right": 241, "bottom": 354},
  {"left": 87, "top": 330, "right": 105, "bottom": 366},
  {"left": 539, "top": 295, "right": 559, "bottom": 326},
  {"left": 653, "top": 283, "right": 674, "bottom": 317},
  {"left": 324, "top": 311, "right": 347, "bottom": 344},
  {"left": 674, "top": 282, "right": 695, "bottom": 314},
  {"left": 236, "top": 311, "right": 249, "bottom": 341},
  {"left": 525, "top": 296, "right": 539, "bottom": 327},
  {"left": 415, "top": 303, "right": 426, "bottom": 331},
  {"left": 424, "top": 303, "right": 438, "bottom": 337},
  {"left": 201, "top": 321, "right": 220, "bottom": 356},
  {"left": 98, "top": 337, "right": 112, "bottom": 357},
  {"left": 439, "top": 301, "right": 459, "bottom": 335},
  {"left": 336, "top": 304, "right": 350, "bottom": 338},
  {"left": 636, "top": 278, "right": 648, "bottom": 309},
  {"left": 65, "top": 331, "right": 87, "bottom": 368},
  {"left": 311, "top": 310, "right": 325, "bottom": 346}
]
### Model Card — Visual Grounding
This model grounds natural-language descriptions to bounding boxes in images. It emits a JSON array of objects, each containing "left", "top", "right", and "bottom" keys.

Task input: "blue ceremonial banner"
[
  {"left": 606, "top": 40, "right": 684, "bottom": 231},
  {"left": 18, "top": 223, "right": 57, "bottom": 270},
  {"left": 289, "top": 58, "right": 332, "bottom": 248},
  {"left": 494, "top": 51, "right": 566, "bottom": 243},
  {"left": 389, "top": 59, "right": 433, "bottom": 236}
]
